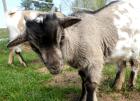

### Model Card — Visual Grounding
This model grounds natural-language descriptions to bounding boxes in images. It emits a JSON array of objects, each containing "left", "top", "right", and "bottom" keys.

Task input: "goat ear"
[
  {"left": 24, "top": 16, "right": 31, "bottom": 22},
  {"left": 7, "top": 33, "right": 28, "bottom": 48},
  {"left": 59, "top": 16, "right": 81, "bottom": 28},
  {"left": 24, "top": 16, "right": 33, "bottom": 28}
]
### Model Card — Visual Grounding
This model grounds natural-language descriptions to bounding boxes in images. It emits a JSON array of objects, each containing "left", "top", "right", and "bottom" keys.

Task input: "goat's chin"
[
  {"left": 45, "top": 63, "right": 64, "bottom": 75},
  {"left": 49, "top": 69, "right": 61, "bottom": 75},
  {"left": 46, "top": 66, "right": 62, "bottom": 75}
]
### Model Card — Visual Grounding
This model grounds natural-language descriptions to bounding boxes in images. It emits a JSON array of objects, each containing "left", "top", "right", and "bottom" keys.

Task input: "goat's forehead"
[
  {"left": 34, "top": 13, "right": 57, "bottom": 23},
  {"left": 35, "top": 15, "right": 44, "bottom": 23}
]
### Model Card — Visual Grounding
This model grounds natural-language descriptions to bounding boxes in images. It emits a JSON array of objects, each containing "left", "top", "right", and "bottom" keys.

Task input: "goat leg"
[{"left": 16, "top": 51, "right": 27, "bottom": 67}]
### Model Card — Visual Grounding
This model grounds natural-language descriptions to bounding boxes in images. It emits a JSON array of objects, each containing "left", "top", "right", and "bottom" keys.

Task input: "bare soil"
[{"left": 37, "top": 67, "right": 140, "bottom": 101}]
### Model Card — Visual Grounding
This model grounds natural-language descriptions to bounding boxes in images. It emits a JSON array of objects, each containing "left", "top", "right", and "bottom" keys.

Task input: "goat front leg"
[
  {"left": 113, "top": 61, "right": 126, "bottom": 90},
  {"left": 8, "top": 48, "right": 14, "bottom": 65},
  {"left": 79, "top": 69, "right": 87, "bottom": 101},
  {"left": 85, "top": 63, "right": 103, "bottom": 101},
  {"left": 85, "top": 81, "right": 97, "bottom": 101},
  {"left": 128, "top": 59, "right": 139, "bottom": 88}
]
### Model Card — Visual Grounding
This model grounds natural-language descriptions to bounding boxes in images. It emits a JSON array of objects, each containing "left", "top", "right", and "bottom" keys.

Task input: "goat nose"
[
  {"left": 51, "top": 66, "right": 58, "bottom": 70},
  {"left": 43, "top": 60, "right": 48, "bottom": 65}
]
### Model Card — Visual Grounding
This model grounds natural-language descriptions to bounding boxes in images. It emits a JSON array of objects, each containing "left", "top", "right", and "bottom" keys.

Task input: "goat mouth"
[
  {"left": 44, "top": 62, "right": 64, "bottom": 75},
  {"left": 50, "top": 70, "right": 60, "bottom": 75},
  {"left": 46, "top": 66, "right": 62, "bottom": 75},
  {"left": 49, "top": 68, "right": 61, "bottom": 75}
]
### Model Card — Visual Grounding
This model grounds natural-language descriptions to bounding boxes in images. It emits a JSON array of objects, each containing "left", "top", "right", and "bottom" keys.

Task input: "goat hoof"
[{"left": 22, "top": 62, "right": 27, "bottom": 67}]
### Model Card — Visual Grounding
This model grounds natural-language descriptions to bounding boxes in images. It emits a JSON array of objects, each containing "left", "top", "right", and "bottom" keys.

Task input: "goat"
[
  {"left": 7, "top": 0, "right": 140, "bottom": 101},
  {"left": 5, "top": 10, "right": 46, "bottom": 66}
]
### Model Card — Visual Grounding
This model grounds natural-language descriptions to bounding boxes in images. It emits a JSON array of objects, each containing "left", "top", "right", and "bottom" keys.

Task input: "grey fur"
[{"left": 7, "top": 1, "right": 138, "bottom": 101}]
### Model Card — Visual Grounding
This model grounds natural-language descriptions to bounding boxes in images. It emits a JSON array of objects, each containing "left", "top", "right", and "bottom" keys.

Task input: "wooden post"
[{"left": 2, "top": 0, "right": 7, "bottom": 12}]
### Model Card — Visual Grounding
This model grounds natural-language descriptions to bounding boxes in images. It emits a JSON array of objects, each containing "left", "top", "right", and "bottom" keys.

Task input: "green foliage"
[
  {"left": 0, "top": 28, "right": 8, "bottom": 38},
  {"left": 93, "top": 0, "right": 106, "bottom": 10},
  {"left": 72, "top": 0, "right": 106, "bottom": 11},
  {"left": 21, "top": 0, "right": 33, "bottom": 10},
  {"left": 21, "top": 0, "right": 53, "bottom": 11}
]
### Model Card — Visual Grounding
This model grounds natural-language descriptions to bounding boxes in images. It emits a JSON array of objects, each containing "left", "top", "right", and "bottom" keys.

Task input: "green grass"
[
  {"left": 0, "top": 29, "right": 80, "bottom": 101},
  {"left": 0, "top": 28, "right": 8, "bottom": 39},
  {"left": 1, "top": 28, "right": 140, "bottom": 101},
  {"left": 0, "top": 40, "right": 80, "bottom": 101}
]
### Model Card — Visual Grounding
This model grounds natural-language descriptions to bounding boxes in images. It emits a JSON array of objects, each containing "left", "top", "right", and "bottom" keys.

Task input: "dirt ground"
[{"left": 37, "top": 67, "right": 140, "bottom": 101}]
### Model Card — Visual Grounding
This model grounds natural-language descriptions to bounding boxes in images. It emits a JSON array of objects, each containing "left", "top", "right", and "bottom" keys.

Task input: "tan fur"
[
  {"left": 17, "top": 11, "right": 30, "bottom": 32},
  {"left": 113, "top": 61, "right": 126, "bottom": 90},
  {"left": 8, "top": 48, "right": 14, "bottom": 64}
]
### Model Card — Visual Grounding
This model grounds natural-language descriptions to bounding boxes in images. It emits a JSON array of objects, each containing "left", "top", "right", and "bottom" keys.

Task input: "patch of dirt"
[
  {"left": 98, "top": 92, "right": 126, "bottom": 101},
  {"left": 64, "top": 89, "right": 140, "bottom": 101},
  {"left": 65, "top": 93, "right": 79, "bottom": 101},
  {"left": 47, "top": 71, "right": 81, "bottom": 87},
  {"left": 98, "top": 91, "right": 140, "bottom": 101},
  {"left": 37, "top": 67, "right": 140, "bottom": 101},
  {"left": 128, "top": 92, "right": 140, "bottom": 101},
  {"left": 36, "top": 67, "right": 48, "bottom": 74},
  {"left": 30, "top": 59, "right": 41, "bottom": 64}
]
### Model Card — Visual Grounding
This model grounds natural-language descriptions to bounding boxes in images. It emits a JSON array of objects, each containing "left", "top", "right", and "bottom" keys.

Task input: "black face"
[
  {"left": 7, "top": 13, "right": 81, "bottom": 75},
  {"left": 26, "top": 14, "right": 64, "bottom": 74}
]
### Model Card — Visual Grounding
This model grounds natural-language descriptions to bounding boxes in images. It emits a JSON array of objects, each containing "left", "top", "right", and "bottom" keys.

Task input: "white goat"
[{"left": 5, "top": 10, "right": 45, "bottom": 66}]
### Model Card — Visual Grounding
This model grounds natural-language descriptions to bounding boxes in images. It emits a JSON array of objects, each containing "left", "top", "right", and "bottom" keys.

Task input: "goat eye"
[{"left": 60, "top": 35, "right": 65, "bottom": 46}]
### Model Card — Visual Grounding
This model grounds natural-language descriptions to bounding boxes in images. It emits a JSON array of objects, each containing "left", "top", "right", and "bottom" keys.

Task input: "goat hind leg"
[
  {"left": 8, "top": 48, "right": 14, "bottom": 65},
  {"left": 15, "top": 51, "right": 27, "bottom": 67},
  {"left": 113, "top": 61, "right": 126, "bottom": 90},
  {"left": 128, "top": 59, "right": 139, "bottom": 88}
]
